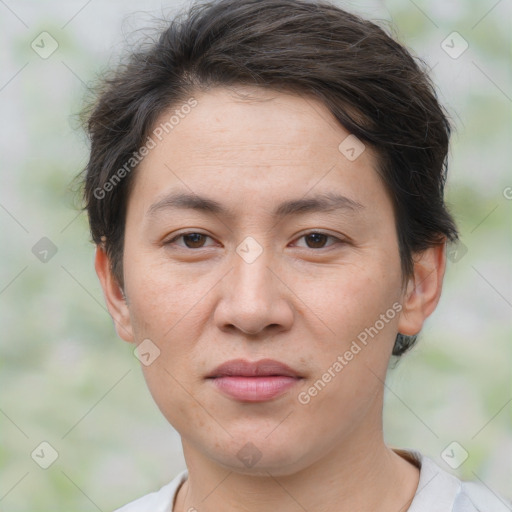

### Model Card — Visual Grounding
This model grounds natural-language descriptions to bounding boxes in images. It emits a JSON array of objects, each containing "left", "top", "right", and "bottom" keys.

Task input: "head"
[{"left": 82, "top": 0, "right": 458, "bottom": 475}]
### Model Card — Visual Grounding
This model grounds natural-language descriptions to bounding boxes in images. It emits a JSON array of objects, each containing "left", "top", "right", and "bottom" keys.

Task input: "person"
[{"left": 79, "top": 0, "right": 511, "bottom": 510}]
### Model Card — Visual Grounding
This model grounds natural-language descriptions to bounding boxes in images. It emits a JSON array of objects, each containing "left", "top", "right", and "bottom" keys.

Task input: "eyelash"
[{"left": 164, "top": 231, "right": 346, "bottom": 250}]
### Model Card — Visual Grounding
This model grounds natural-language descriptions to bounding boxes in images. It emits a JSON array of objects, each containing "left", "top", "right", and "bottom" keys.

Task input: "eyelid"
[
  {"left": 164, "top": 230, "right": 217, "bottom": 247},
  {"left": 292, "top": 230, "right": 347, "bottom": 248},
  {"left": 164, "top": 230, "right": 347, "bottom": 249}
]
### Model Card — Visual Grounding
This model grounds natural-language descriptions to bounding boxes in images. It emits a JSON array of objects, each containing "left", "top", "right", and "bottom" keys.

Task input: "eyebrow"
[{"left": 146, "top": 191, "right": 364, "bottom": 219}]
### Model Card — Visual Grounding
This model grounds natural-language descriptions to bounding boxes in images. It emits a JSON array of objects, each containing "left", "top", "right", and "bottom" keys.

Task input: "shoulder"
[
  {"left": 395, "top": 449, "right": 511, "bottom": 512},
  {"left": 112, "top": 470, "right": 188, "bottom": 512}
]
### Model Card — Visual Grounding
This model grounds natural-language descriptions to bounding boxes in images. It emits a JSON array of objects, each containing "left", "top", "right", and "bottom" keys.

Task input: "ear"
[
  {"left": 94, "top": 245, "right": 134, "bottom": 343},
  {"left": 398, "top": 242, "right": 446, "bottom": 336}
]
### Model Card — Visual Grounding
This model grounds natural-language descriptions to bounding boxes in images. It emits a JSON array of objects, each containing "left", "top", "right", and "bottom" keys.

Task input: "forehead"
[
  {"left": 155, "top": 86, "right": 354, "bottom": 159},
  {"left": 129, "top": 86, "right": 387, "bottom": 216}
]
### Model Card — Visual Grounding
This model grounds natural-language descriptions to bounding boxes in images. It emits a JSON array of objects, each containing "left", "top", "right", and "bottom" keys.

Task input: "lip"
[
  {"left": 206, "top": 358, "right": 302, "bottom": 402},
  {"left": 207, "top": 358, "right": 301, "bottom": 378}
]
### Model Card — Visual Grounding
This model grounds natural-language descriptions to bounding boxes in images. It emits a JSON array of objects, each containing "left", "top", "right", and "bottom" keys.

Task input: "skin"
[{"left": 95, "top": 86, "right": 446, "bottom": 512}]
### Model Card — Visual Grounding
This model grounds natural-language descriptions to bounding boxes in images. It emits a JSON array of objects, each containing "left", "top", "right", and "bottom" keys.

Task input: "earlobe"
[
  {"left": 94, "top": 245, "right": 134, "bottom": 343},
  {"left": 397, "top": 242, "right": 446, "bottom": 336}
]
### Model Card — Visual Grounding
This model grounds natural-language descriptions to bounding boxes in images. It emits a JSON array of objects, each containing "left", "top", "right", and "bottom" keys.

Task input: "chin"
[{"left": 203, "top": 432, "right": 313, "bottom": 477}]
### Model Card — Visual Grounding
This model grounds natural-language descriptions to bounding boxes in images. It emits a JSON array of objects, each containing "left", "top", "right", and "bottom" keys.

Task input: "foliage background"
[{"left": 1, "top": 0, "right": 510, "bottom": 510}]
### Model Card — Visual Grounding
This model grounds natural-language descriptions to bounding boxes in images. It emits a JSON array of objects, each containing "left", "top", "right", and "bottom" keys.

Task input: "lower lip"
[{"left": 209, "top": 376, "right": 301, "bottom": 402}]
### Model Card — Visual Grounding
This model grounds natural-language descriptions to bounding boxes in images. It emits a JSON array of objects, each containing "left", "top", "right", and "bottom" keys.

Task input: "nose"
[{"left": 213, "top": 243, "right": 294, "bottom": 337}]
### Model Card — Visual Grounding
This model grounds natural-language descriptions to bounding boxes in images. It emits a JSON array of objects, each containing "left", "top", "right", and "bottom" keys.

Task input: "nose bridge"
[
  {"left": 214, "top": 235, "right": 293, "bottom": 335},
  {"left": 232, "top": 235, "right": 275, "bottom": 307}
]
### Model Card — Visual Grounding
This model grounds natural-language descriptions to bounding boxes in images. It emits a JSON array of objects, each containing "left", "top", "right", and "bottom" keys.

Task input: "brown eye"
[
  {"left": 182, "top": 233, "right": 207, "bottom": 248},
  {"left": 304, "top": 233, "right": 329, "bottom": 249},
  {"left": 165, "top": 232, "right": 214, "bottom": 249},
  {"left": 295, "top": 232, "right": 342, "bottom": 250}
]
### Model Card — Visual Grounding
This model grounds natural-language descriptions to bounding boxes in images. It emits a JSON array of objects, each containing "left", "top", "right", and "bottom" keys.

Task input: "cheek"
[
  {"left": 293, "top": 256, "right": 402, "bottom": 345},
  {"left": 140, "top": 361, "right": 213, "bottom": 441},
  {"left": 123, "top": 249, "right": 208, "bottom": 339},
  {"left": 123, "top": 250, "right": 216, "bottom": 392},
  {"left": 125, "top": 260, "right": 211, "bottom": 427},
  {"left": 292, "top": 262, "right": 402, "bottom": 430}
]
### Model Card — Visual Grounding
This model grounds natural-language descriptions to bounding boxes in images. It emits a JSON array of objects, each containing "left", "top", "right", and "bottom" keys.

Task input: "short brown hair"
[{"left": 80, "top": 0, "right": 458, "bottom": 356}]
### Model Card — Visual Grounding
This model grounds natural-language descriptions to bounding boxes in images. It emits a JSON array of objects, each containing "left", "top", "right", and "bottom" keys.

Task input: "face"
[{"left": 96, "top": 86, "right": 444, "bottom": 476}]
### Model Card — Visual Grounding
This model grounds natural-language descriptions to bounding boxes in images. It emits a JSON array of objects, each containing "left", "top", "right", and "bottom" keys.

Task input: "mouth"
[{"left": 206, "top": 358, "right": 303, "bottom": 402}]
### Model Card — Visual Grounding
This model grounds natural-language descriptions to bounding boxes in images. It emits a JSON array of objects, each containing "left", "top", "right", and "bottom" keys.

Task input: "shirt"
[{"left": 113, "top": 449, "right": 511, "bottom": 511}]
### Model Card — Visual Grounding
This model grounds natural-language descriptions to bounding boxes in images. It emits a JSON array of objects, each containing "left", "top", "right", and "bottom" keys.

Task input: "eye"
[
  {"left": 164, "top": 231, "right": 345, "bottom": 250},
  {"left": 164, "top": 232, "right": 215, "bottom": 249},
  {"left": 294, "top": 231, "right": 344, "bottom": 249}
]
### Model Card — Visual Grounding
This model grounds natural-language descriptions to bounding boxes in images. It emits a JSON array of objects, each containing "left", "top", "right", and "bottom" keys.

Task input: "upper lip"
[{"left": 207, "top": 358, "right": 302, "bottom": 378}]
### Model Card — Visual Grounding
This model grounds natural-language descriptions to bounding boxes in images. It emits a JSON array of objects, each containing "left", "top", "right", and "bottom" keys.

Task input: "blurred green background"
[{"left": 0, "top": 0, "right": 510, "bottom": 510}]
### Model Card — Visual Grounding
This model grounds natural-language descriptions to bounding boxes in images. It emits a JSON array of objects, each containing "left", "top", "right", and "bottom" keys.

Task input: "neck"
[{"left": 174, "top": 423, "right": 419, "bottom": 512}]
